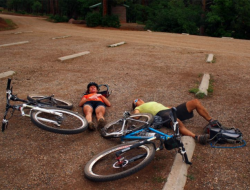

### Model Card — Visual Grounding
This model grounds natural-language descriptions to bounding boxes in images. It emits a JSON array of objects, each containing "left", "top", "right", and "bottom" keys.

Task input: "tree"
[
  {"left": 205, "top": 0, "right": 250, "bottom": 39},
  {"left": 145, "top": 0, "right": 201, "bottom": 34},
  {"left": 32, "top": 1, "right": 42, "bottom": 14}
]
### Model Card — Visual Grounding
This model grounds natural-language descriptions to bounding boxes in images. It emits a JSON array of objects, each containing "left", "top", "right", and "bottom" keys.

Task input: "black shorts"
[
  {"left": 156, "top": 109, "right": 172, "bottom": 128},
  {"left": 176, "top": 102, "right": 194, "bottom": 121},
  {"left": 83, "top": 101, "right": 105, "bottom": 112}
]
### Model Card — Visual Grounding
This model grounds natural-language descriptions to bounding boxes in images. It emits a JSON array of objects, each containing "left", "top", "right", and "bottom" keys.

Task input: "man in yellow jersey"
[{"left": 132, "top": 99, "right": 214, "bottom": 144}]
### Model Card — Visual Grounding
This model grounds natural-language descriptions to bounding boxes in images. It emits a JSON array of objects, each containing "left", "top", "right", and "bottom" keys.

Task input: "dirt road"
[{"left": 0, "top": 14, "right": 250, "bottom": 190}]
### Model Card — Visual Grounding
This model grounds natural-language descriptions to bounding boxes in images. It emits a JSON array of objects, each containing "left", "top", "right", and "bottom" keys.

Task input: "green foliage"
[
  {"left": 86, "top": 12, "right": 102, "bottom": 27},
  {"left": 205, "top": 0, "right": 250, "bottom": 39},
  {"left": 32, "top": 1, "right": 42, "bottom": 14},
  {"left": 49, "top": 15, "right": 68, "bottom": 23},
  {"left": 126, "top": 2, "right": 150, "bottom": 23},
  {"left": 189, "top": 88, "right": 199, "bottom": 94},
  {"left": 102, "top": 14, "right": 120, "bottom": 28},
  {"left": 0, "top": 18, "right": 17, "bottom": 30},
  {"left": 185, "top": 174, "right": 195, "bottom": 180},
  {"left": 145, "top": 0, "right": 201, "bottom": 34},
  {"left": 0, "top": 0, "right": 7, "bottom": 8},
  {"left": 86, "top": 12, "right": 121, "bottom": 28},
  {"left": 17, "top": 10, "right": 26, "bottom": 14}
]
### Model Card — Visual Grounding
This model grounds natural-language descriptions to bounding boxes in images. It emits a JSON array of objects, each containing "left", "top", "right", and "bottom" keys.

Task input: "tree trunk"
[
  {"left": 103, "top": 0, "right": 107, "bottom": 16},
  {"left": 200, "top": 0, "right": 206, "bottom": 35}
]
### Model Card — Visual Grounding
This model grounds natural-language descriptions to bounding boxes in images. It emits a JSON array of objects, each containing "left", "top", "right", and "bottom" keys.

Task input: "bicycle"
[
  {"left": 2, "top": 78, "right": 88, "bottom": 134},
  {"left": 84, "top": 108, "right": 192, "bottom": 182}
]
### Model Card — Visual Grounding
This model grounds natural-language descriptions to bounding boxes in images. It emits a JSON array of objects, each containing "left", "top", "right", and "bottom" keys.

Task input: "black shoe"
[
  {"left": 97, "top": 118, "right": 106, "bottom": 132},
  {"left": 88, "top": 122, "right": 96, "bottom": 131},
  {"left": 196, "top": 134, "right": 209, "bottom": 145}
]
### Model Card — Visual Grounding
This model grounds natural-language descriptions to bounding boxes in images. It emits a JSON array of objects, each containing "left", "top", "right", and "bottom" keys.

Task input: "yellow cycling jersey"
[{"left": 135, "top": 101, "right": 170, "bottom": 116}]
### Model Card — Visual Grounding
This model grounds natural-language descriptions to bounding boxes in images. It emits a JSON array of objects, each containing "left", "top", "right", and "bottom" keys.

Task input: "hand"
[{"left": 89, "top": 94, "right": 102, "bottom": 100}]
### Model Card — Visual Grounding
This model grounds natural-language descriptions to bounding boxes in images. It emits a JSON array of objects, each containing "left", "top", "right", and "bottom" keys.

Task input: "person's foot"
[
  {"left": 196, "top": 134, "right": 210, "bottom": 145},
  {"left": 88, "top": 122, "right": 96, "bottom": 131},
  {"left": 97, "top": 118, "right": 106, "bottom": 132}
]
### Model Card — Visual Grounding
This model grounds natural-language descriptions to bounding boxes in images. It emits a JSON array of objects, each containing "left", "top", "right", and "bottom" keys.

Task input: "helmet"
[{"left": 87, "top": 82, "right": 99, "bottom": 92}]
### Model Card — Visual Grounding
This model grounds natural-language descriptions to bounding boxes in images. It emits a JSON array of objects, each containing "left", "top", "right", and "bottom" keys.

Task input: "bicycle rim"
[
  {"left": 31, "top": 108, "right": 87, "bottom": 134},
  {"left": 102, "top": 113, "right": 153, "bottom": 138},
  {"left": 126, "top": 114, "right": 153, "bottom": 132},
  {"left": 27, "top": 94, "right": 73, "bottom": 109},
  {"left": 84, "top": 142, "right": 155, "bottom": 182}
]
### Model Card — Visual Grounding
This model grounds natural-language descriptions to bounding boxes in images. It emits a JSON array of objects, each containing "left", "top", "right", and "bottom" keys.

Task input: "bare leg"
[
  {"left": 178, "top": 119, "right": 196, "bottom": 138},
  {"left": 95, "top": 106, "right": 106, "bottom": 121},
  {"left": 186, "top": 99, "right": 212, "bottom": 121},
  {"left": 83, "top": 105, "right": 93, "bottom": 122}
]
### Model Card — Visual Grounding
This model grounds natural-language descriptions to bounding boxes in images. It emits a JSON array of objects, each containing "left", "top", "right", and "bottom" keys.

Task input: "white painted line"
[
  {"left": 0, "top": 71, "right": 16, "bottom": 79},
  {"left": 108, "top": 42, "right": 126, "bottom": 47},
  {"left": 13, "top": 31, "right": 33, "bottom": 34},
  {"left": 206, "top": 54, "right": 214, "bottom": 63},
  {"left": 163, "top": 136, "right": 195, "bottom": 190},
  {"left": 0, "top": 41, "right": 29, "bottom": 47},
  {"left": 197, "top": 73, "right": 210, "bottom": 95},
  {"left": 58, "top": 51, "right": 90, "bottom": 61},
  {"left": 222, "top": 37, "right": 233, "bottom": 39},
  {"left": 52, "top": 35, "right": 71, "bottom": 40}
]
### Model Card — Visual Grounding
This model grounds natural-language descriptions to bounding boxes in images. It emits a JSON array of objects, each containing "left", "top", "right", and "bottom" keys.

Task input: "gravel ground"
[{"left": 0, "top": 14, "right": 250, "bottom": 190}]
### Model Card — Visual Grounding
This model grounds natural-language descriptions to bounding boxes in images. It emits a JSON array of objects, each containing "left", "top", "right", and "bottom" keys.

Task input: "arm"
[
  {"left": 78, "top": 94, "right": 98, "bottom": 107},
  {"left": 79, "top": 97, "right": 88, "bottom": 107},
  {"left": 99, "top": 95, "right": 111, "bottom": 107},
  {"left": 133, "top": 109, "right": 140, "bottom": 114}
]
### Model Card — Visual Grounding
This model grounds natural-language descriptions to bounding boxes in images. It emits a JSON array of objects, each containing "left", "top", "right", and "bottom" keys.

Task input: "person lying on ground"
[
  {"left": 132, "top": 98, "right": 217, "bottom": 144},
  {"left": 79, "top": 82, "right": 111, "bottom": 131}
]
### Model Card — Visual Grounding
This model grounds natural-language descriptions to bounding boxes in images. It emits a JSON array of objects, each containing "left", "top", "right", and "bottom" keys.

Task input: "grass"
[
  {"left": 189, "top": 74, "right": 214, "bottom": 99},
  {"left": 185, "top": 174, "right": 195, "bottom": 180},
  {"left": 152, "top": 176, "right": 166, "bottom": 183},
  {"left": 0, "top": 18, "right": 18, "bottom": 31}
]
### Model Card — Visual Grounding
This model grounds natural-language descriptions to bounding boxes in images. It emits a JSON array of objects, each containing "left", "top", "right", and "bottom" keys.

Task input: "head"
[
  {"left": 132, "top": 98, "right": 145, "bottom": 110},
  {"left": 87, "top": 82, "right": 99, "bottom": 93}
]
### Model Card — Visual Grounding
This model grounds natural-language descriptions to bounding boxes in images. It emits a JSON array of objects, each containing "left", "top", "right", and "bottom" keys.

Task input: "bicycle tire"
[
  {"left": 27, "top": 94, "right": 73, "bottom": 109},
  {"left": 30, "top": 108, "right": 87, "bottom": 134},
  {"left": 101, "top": 113, "right": 154, "bottom": 138},
  {"left": 84, "top": 141, "right": 156, "bottom": 182}
]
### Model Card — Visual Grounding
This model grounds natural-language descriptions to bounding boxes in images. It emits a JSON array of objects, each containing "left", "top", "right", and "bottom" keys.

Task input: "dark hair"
[
  {"left": 87, "top": 82, "right": 99, "bottom": 93},
  {"left": 132, "top": 101, "right": 136, "bottom": 110}
]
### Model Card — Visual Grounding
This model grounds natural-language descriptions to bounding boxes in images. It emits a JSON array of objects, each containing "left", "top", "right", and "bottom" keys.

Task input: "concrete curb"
[
  {"left": 58, "top": 51, "right": 90, "bottom": 61},
  {"left": 0, "top": 41, "right": 29, "bottom": 47},
  {"left": 197, "top": 73, "right": 210, "bottom": 96},
  {"left": 163, "top": 136, "right": 195, "bottom": 190},
  {"left": 0, "top": 71, "right": 16, "bottom": 79}
]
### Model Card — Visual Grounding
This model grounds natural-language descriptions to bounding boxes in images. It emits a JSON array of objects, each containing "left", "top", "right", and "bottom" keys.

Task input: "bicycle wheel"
[
  {"left": 84, "top": 141, "right": 156, "bottom": 182},
  {"left": 27, "top": 94, "right": 73, "bottom": 109},
  {"left": 30, "top": 108, "right": 87, "bottom": 134},
  {"left": 101, "top": 113, "right": 154, "bottom": 138}
]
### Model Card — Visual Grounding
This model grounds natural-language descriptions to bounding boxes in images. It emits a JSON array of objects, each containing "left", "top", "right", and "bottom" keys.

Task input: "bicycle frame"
[
  {"left": 120, "top": 126, "right": 173, "bottom": 141},
  {"left": 114, "top": 109, "right": 191, "bottom": 165},
  {"left": 2, "top": 79, "right": 65, "bottom": 132}
]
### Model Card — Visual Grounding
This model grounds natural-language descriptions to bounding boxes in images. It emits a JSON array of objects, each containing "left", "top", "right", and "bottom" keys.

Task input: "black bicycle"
[
  {"left": 2, "top": 78, "right": 88, "bottom": 134},
  {"left": 84, "top": 108, "right": 192, "bottom": 182}
]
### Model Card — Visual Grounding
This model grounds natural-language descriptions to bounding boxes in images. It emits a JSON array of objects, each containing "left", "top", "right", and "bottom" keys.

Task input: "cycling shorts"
[
  {"left": 176, "top": 102, "right": 194, "bottom": 121},
  {"left": 84, "top": 101, "right": 105, "bottom": 112}
]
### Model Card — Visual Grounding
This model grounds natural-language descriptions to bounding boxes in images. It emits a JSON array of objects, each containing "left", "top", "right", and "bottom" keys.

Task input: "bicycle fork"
[{"left": 178, "top": 141, "right": 192, "bottom": 165}]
